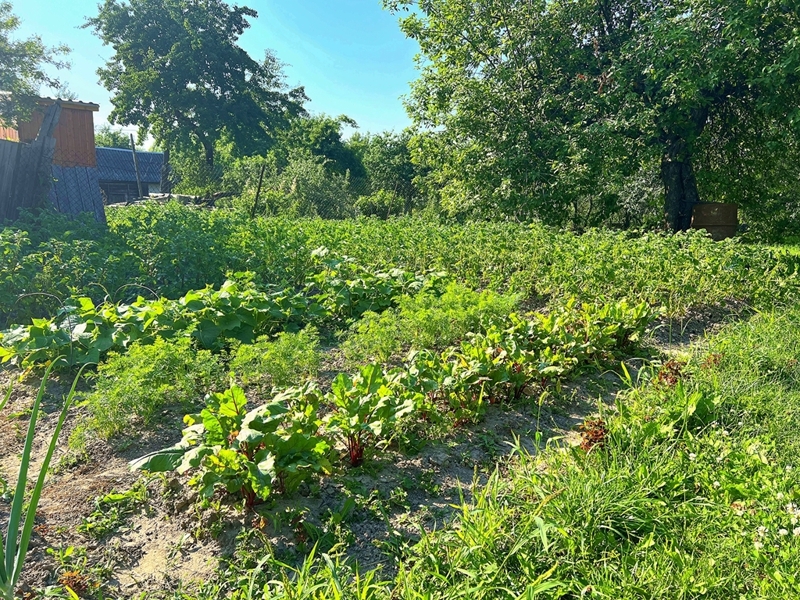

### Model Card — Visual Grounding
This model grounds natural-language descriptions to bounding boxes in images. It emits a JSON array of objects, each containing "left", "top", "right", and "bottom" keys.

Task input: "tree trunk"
[
  {"left": 661, "top": 140, "right": 700, "bottom": 232},
  {"left": 201, "top": 139, "right": 214, "bottom": 169}
]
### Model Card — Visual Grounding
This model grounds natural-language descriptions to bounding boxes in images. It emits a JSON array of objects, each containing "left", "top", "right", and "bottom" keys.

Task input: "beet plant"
[
  {"left": 325, "top": 364, "right": 415, "bottom": 467},
  {"left": 131, "top": 384, "right": 331, "bottom": 509}
]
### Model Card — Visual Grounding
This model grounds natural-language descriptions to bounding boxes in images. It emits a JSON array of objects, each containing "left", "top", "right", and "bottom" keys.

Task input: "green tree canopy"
[
  {"left": 94, "top": 123, "right": 132, "bottom": 149},
  {"left": 275, "top": 114, "right": 365, "bottom": 178},
  {"left": 0, "top": 1, "right": 69, "bottom": 123},
  {"left": 349, "top": 130, "right": 421, "bottom": 204},
  {"left": 386, "top": 0, "right": 800, "bottom": 232},
  {"left": 86, "top": 0, "right": 307, "bottom": 168}
]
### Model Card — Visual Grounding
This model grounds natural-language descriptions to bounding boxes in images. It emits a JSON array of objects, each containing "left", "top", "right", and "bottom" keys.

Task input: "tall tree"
[
  {"left": 275, "top": 114, "right": 366, "bottom": 178},
  {"left": 0, "top": 1, "right": 69, "bottom": 123},
  {"left": 86, "top": 0, "right": 307, "bottom": 168},
  {"left": 386, "top": 0, "right": 800, "bottom": 231},
  {"left": 349, "top": 130, "right": 420, "bottom": 203},
  {"left": 94, "top": 123, "right": 132, "bottom": 148}
]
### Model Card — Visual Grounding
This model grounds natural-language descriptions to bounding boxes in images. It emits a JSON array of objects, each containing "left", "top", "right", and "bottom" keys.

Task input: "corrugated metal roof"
[
  {"left": 95, "top": 147, "right": 163, "bottom": 183},
  {"left": 36, "top": 97, "right": 100, "bottom": 111},
  {"left": 0, "top": 94, "right": 101, "bottom": 111}
]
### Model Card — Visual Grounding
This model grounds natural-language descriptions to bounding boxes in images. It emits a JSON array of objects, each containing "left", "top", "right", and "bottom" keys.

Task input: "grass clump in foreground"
[{"left": 177, "top": 306, "right": 800, "bottom": 599}]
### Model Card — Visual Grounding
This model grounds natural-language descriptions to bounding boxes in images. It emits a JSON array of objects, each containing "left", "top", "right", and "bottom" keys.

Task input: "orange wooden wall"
[
  {"left": 0, "top": 101, "right": 98, "bottom": 168},
  {"left": 0, "top": 125, "right": 19, "bottom": 141}
]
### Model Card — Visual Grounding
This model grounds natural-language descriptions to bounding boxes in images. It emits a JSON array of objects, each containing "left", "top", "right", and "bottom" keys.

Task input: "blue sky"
[{"left": 11, "top": 0, "right": 419, "bottom": 136}]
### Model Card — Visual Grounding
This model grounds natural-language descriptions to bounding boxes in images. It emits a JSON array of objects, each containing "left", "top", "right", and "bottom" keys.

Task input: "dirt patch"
[
  {"left": 111, "top": 511, "right": 221, "bottom": 594},
  {"left": 648, "top": 300, "right": 752, "bottom": 352}
]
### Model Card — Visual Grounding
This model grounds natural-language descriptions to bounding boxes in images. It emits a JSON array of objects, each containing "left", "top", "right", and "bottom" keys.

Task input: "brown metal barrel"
[{"left": 691, "top": 203, "right": 738, "bottom": 240}]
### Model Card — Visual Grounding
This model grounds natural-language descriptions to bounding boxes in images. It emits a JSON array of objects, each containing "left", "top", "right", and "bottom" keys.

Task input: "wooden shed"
[
  {"left": 0, "top": 97, "right": 105, "bottom": 222},
  {"left": 0, "top": 98, "right": 99, "bottom": 167}
]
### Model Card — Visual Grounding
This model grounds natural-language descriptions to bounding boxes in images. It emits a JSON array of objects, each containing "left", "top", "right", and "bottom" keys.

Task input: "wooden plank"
[
  {"left": 130, "top": 133, "right": 144, "bottom": 198},
  {"left": 0, "top": 140, "right": 21, "bottom": 221},
  {"left": 36, "top": 102, "right": 62, "bottom": 140},
  {"left": 9, "top": 105, "right": 60, "bottom": 217},
  {"left": 50, "top": 107, "right": 97, "bottom": 168},
  {"left": 0, "top": 126, "right": 19, "bottom": 142},
  {"left": 79, "top": 111, "right": 97, "bottom": 167}
]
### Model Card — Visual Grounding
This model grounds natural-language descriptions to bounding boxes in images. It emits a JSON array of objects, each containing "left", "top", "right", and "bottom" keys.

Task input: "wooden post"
[
  {"left": 250, "top": 162, "right": 267, "bottom": 218},
  {"left": 160, "top": 147, "right": 172, "bottom": 195},
  {"left": 0, "top": 140, "right": 21, "bottom": 221},
  {"left": 130, "top": 133, "right": 144, "bottom": 199}
]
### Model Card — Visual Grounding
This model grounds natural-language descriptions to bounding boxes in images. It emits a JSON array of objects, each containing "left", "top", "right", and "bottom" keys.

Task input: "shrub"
[
  {"left": 354, "top": 190, "right": 406, "bottom": 219},
  {"left": 77, "top": 337, "right": 224, "bottom": 441},
  {"left": 229, "top": 326, "right": 322, "bottom": 391}
]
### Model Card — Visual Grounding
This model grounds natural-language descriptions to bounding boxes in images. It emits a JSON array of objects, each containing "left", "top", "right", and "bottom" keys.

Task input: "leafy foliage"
[
  {"left": 0, "top": 275, "right": 317, "bottom": 368},
  {"left": 0, "top": 1, "right": 69, "bottom": 123},
  {"left": 398, "top": 298, "right": 656, "bottom": 420},
  {"left": 76, "top": 337, "right": 223, "bottom": 442},
  {"left": 325, "top": 365, "right": 416, "bottom": 466},
  {"left": 306, "top": 250, "right": 444, "bottom": 322},
  {"left": 386, "top": 0, "right": 800, "bottom": 231},
  {"left": 0, "top": 249, "right": 446, "bottom": 368},
  {"left": 132, "top": 385, "right": 331, "bottom": 508},
  {"left": 1, "top": 205, "right": 798, "bottom": 334},
  {"left": 86, "top": 0, "right": 306, "bottom": 169},
  {"left": 349, "top": 129, "right": 423, "bottom": 211},
  {"left": 342, "top": 281, "right": 519, "bottom": 366},
  {"left": 274, "top": 114, "right": 365, "bottom": 179},
  {"left": 93, "top": 124, "right": 133, "bottom": 149}
]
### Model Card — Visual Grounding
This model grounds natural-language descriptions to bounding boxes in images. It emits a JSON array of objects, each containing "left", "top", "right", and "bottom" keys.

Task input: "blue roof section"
[{"left": 95, "top": 147, "right": 163, "bottom": 183}]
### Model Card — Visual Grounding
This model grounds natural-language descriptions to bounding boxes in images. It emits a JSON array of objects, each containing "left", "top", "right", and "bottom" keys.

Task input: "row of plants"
[
  {"left": 160, "top": 301, "right": 800, "bottom": 599},
  {"left": 66, "top": 280, "right": 518, "bottom": 449},
  {"left": 386, "top": 305, "right": 800, "bottom": 597},
  {"left": 130, "top": 298, "right": 656, "bottom": 510},
  {"left": 0, "top": 258, "right": 441, "bottom": 369},
  {"left": 2, "top": 204, "right": 799, "bottom": 328}
]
